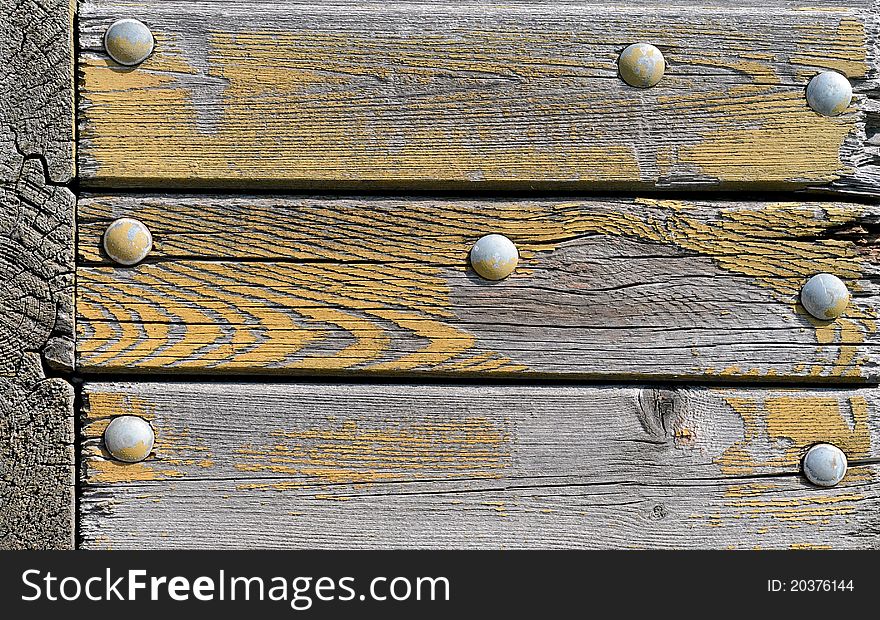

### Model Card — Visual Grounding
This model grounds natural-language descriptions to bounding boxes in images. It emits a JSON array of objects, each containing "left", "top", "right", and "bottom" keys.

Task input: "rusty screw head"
[
  {"left": 802, "top": 443, "right": 847, "bottom": 487},
  {"left": 800, "top": 273, "right": 849, "bottom": 321},
  {"left": 806, "top": 71, "right": 852, "bottom": 117},
  {"left": 104, "top": 416, "right": 155, "bottom": 463},
  {"left": 103, "top": 217, "right": 153, "bottom": 265},
  {"left": 470, "top": 234, "right": 518, "bottom": 280},
  {"left": 618, "top": 43, "right": 665, "bottom": 88},
  {"left": 104, "top": 18, "right": 154, "bottom": 66}
]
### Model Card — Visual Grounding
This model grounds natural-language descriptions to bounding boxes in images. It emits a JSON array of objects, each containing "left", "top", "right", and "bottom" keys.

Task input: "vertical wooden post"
[{"left": 0, "top": 0, "right": 75, "bottom": 548}]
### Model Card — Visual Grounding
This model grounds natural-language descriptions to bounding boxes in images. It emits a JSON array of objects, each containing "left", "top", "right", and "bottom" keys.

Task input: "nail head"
[
  {"left": 470, "top": 234, "right": 519, "bottom": 280},
  {"left": 103, "top": 217, "right": 153, "bottom": 265},
  {"left": 618, "top": 43, "right": 665, "bottom": 88},
  {"left": 104, "top": 416, "right": 155, "bottom": 463},
  {"left": 800, "top": 273, "right": 849, "bottom": 321},
  {"left": 802, "top": 443, "right": 847, "bottom": 487},
  {"left": 104, "top": 18, "right": 154, "bottom": 66},
  {"left": 806, "top": 71, "right": 852, "bottom": 117}
]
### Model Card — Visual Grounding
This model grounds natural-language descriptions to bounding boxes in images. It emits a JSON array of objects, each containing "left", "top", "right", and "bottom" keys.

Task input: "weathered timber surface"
[
  {"left": 78, "top": 1, "right": 880, "bottom": 193},
  {"left": 78, "top": 195, "right": 880, "bottom": 381},
  {"left": 0, "top": 1, "right": 75, "bottom": 548},
  {"left": 1, "top": 1, "right": 75, "bottom": 183},
  {"left": 80, "top": 382, "right": 880, "bottom": 549}
]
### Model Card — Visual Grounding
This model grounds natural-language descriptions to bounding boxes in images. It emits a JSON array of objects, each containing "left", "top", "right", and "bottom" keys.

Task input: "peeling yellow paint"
[
  {"left": 717, "top": 398, "right": 762, "bottom": 475},
  {"left": 84, "top": 391, "right": 215, "bottom": 484},
  {"left": 690, "top": 486, "right": 863, "bottom": 535},
  {"left": 765, "top": 395, "right": 871, "bottom": 460},
  {"left": 89, "top": 459, "right": 185, "bottom": 484},
  {"left": 482, "top": 501, "right": 509, "bottom": 517},
  {"left": 84, "top": 393, "right": 156, "bottom": 427},
  {"left": 79, "top": 197, "right": 875, "bottom": 379},
  {"left": 791, "top": 18, "right": 867, "bottom": 78},
  {"left": 77, "top": 0, "right": 878, "bottom": 380},
  {"left": 724, "top": 483, "right": 780, "bottom": 498},
  {"left": 726, "top": 493, "right": 863, "bottom": 525},
  {"left": 679, "top": 102, "right": 852, "bottom": 184},
  {"left": 79, "top": 14, "right": 865, "bottom": 187},
  {"left": 716, "top": 394, "right": 873, "bottom": 474},
  {"left": 231, "top": 417, "right": 511, "bottom": 490}
]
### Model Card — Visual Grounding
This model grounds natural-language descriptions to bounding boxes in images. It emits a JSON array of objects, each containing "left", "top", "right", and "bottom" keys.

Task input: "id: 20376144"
[{"left": 768, "top": 580, "right": 854, "bottom": 592}]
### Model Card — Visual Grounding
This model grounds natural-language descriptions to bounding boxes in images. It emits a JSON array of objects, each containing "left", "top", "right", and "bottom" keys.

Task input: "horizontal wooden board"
[
  {"left": 77, "top": 195, "right": 880, "bottom": 381},
  {"left": 80, "top": 382, "right": 880, "bottom": 549},
  {"left": 77, "top": 1, "right": 880, "bottom": 193}
]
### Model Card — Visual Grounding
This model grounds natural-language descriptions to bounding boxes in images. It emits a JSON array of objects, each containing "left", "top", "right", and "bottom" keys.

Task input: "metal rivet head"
[
  {"left": 470, "top": 234, "right": 518, "bottom": 280},
  {"left": 103, "top": 217, "right": 153, "bottom": 265},
  {"left": 104, "top": 416, "right": 155, "bottom": 463},
  {"left": 104, "top": 18, "right": 154, "bottom": 66},
  {"left": 802, "top": 443, "right": 847, "bottom": 487},
  {"left": 800, "top": 273, "right": 849, "bottom": 321},
  {"left": 806, "top": 71, "right": 852, "bottom": 117},
  {"left": 618, "top": 43, "right": 665, "bottom": 88}
]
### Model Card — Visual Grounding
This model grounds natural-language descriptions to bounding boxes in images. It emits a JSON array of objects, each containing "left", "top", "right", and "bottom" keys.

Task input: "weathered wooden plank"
[
  {"left": 77, "top": 195, "right": 880, "bottom": 381},
  {"left": 0, "top": 1, "right": 75, "bottom": 548},
  {"left": 78, "top": 1, "right": 880, "bottom": 193},
  {"left": 80, "top": 382, "right": 880, "bottom": 549}
]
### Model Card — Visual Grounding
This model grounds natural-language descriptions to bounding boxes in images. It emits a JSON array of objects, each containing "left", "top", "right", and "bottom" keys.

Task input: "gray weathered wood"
[
  {"left": 1, "top": 0, "right": 74, "bottom": 183},
  {"left": 81, "top": 382, "right": 880, "bottom": 549},
  {"left": 0, "top": 0, "right": 75, "bottom": 548},
  {"left": 77, "top": 194, "right": 880, "bottom": 381},
  {"left": 78, "top": 0, "right": 880, "bottom": 194}
]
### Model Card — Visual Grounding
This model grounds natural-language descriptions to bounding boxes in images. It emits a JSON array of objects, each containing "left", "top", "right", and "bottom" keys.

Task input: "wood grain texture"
[
  {"left": 1, "top": 0, "right": 75, "bottom": 184},
  {"left": 78, "top": 195, "right": 880, "bottom": 381},
  {"left": 0, "top": 0, "right": 75, "bottom": 549},
  {"left": 77, "top": 1, "right": 880, "bottom": 193},
  {"left": 80, "top": 382, "right": 880, "bottom": 549}
]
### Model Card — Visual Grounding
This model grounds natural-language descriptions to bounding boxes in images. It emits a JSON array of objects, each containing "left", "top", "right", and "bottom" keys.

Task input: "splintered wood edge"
[{"left": 829, "top": 0, "right": 880, "bottom": 196}]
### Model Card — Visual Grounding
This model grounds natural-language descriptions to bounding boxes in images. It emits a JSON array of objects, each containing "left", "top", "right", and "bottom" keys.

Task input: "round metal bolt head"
[
  {"left": 618, "top": 43, "right": 665, "bottom": 88},
  {"left": 104, "top": 416, "right": 155, "bottom": 463},
  {"left": 800, "top": 273, "right": 849, "bottom": 321},
  {"left": 802, "top": 443, "right": 847, "bottom": 487},
  {"left": 806, "top": 71, "right": 852, "bottom": 116},
  {"left": 103, "top": 217, "right": 153, "bottom": 265},
  {"left": 104, "top": 18, "right": 154, "bottom": 66},
  {"left": 470, "top": 234, "right": 519, "bottom": 280}
]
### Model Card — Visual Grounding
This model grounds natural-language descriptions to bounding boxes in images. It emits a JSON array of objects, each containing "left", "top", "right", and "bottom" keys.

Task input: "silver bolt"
[
  {"left": 802, "top": 443, "right": 847, "bottom": 487},
  {"left": 806, "top": 71, "right": 852, "bottom": 117},
  {"left": 800, "top": 273, "right": 850, "bottom": 320},
  {"left": 103, "top": 217, "right": 153, "bottom": 266},
  {"left": 618, "top": 43, "right": 665, "bottom": 88},
  {"left": 470, "top": 234, "right": 519, "bottom": 280},
  {"left": 104, "top": 18, "right": 155, "bottom": 66},
  {"left": 104, "top": 416, "right": 155, "bottom": 463}
]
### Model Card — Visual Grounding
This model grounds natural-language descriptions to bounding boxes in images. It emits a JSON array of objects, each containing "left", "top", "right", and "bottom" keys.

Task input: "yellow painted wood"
[
  {"left": 79, "top": 382, "right": 880, "bottom": 549},
  {"left": 77, "top": 1, "right": 879, "bottom": 191},
  {"left": 77, "top": 196, "right": 880, "bottom": 380}
]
